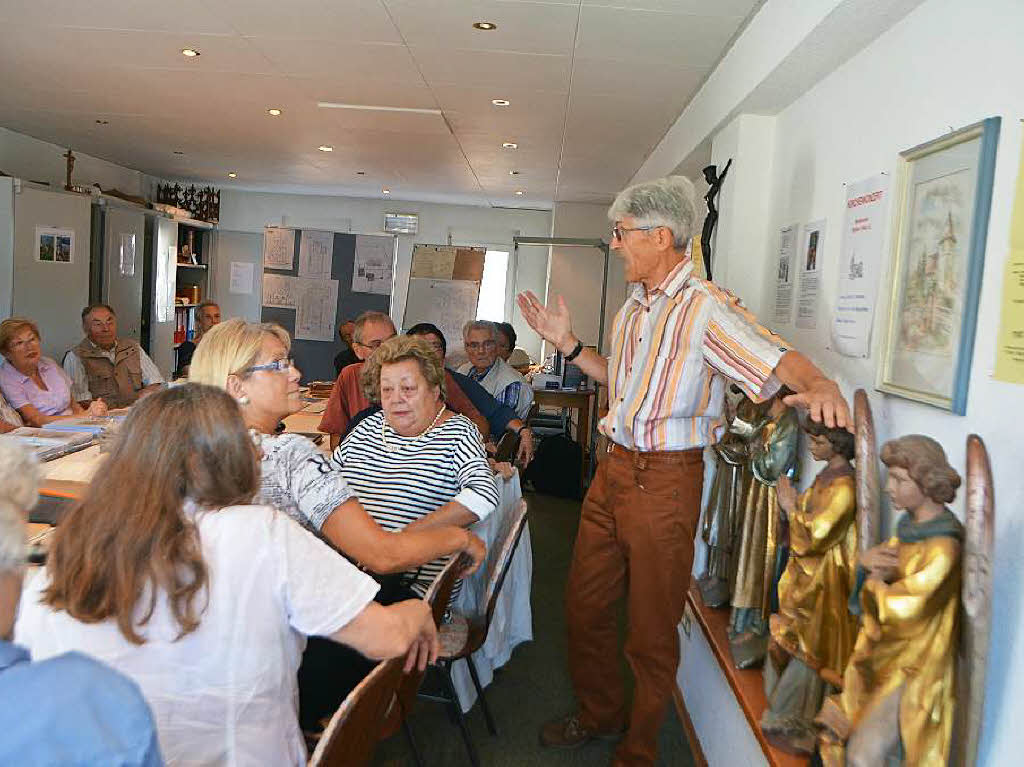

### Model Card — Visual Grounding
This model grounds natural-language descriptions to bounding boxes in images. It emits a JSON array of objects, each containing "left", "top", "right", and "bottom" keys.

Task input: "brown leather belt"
[{"left": 606, "top": 441, "right": 703, "bottom": 467}]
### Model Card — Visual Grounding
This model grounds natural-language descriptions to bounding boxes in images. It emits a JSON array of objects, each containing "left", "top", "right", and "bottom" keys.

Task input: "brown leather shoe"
[{"left": 539, "top": 713, "right": 623, "bottom": 749}]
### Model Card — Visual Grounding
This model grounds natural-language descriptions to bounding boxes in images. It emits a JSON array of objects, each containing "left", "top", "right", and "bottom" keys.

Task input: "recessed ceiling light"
[
  {"left": 356, "top": 171, "right": 366, "bottom": 175},
  {"left": 173, "top": 150, "right": 185, "bottom": 155},
  {"left": 382, "top": 188, "right": 391, "bottom": 195},
  {"left": 228, "top": 172, "right": 237, "bottom": 178},
  {"left": 318, "top": 145, "right": 334, "bottom": 152},
  {"left": 181, "top": 48, "right": 200, "bottom": 57},
  {"left": 473, "top": 21, "right": 497, "bottom": 30},
  {"left": 95, "top": 119, "right": 109, "bottom": 125},
  {"left": 266, "top": 108, "right": 282, "bottom": 116},
  {"left": 491, "top": 99, "right": 510, "bottom": 107},
  {"left": 509, "top": 170, "right": 520, "bottom": 176},
  {"left": 515, "top": 190, "right": 525, "bottom": 196},
  {"left": 502, "top": 142, "right": 518, "bottom": 149}
]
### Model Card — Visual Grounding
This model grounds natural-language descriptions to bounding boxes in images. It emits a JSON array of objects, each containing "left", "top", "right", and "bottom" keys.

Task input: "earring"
[{"left": 237, "top": 395, "right": 250, "bottom": 406}]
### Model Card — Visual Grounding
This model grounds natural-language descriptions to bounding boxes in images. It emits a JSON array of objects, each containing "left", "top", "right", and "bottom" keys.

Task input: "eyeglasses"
[
  {"left": 465, "top": 340, "right": 496, "bottom": 351},
  {"left": 242, "top": 357, "right": 294, "bottom": 374},
  {"left": 612, "top": 224, "right": 656, "bottom": 241},
  {"left": 355, "top": 339, "right": 385, "bottom": 350}
]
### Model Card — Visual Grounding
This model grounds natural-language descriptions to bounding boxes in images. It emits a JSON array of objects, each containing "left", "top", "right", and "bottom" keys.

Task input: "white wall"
[
  {"left": 217, "top": 190, "right": 551, "bottom": 360},
  {"left": 712, "top": 0, "right": 1024, "bottom": 762},
  {"left": 0, "top": 127, "right": 150, "bottom": 198}
]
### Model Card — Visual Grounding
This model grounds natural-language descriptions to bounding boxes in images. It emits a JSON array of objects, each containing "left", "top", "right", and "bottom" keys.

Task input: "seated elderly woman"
[
  {"left": 337, "top": 335, "right": 500, "bottom": 598},
  {"left": 15, "top": 384, "right": 437, "bottom": 766},
  {"left": 0, "top": 318, "right": 107, "bottom": 426}
]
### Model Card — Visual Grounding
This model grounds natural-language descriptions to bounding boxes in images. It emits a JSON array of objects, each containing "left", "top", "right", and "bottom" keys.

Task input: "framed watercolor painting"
[{"left": 876, "top": 117, "right": 1000, "bottom": 415}]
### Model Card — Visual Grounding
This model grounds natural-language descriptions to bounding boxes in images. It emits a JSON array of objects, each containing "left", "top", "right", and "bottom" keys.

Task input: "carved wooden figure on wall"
[
  {"left": 760, "top": 415, "right": 859, "bottom": 756},
  {"left": 814, "top": 429, "right": 993, "bottom": 766},
  {"left": 727, "top": 388, "right": 799, "bottom": 669}
]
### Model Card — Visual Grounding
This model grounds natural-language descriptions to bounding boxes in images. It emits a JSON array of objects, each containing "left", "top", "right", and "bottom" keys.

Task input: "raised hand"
[
  {"left": 783, "top": 378, "right": 852, "bottom": 431},
  {"left": 516, "top": 291, "right": 574, "bottom": 351}
]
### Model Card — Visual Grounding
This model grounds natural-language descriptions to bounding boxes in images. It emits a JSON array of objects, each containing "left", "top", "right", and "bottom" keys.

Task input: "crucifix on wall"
[{"left": 63, "top": 148, "right": 76, "bottom": 191}]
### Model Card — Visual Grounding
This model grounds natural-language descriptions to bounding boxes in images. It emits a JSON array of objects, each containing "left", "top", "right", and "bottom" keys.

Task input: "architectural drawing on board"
[
  {"left": 263, "top": 227, "right": 295, "bottom": 270},
  {"left": 294, "top": 278, "right": 339, "bottom": 341},
  {"left": 298, "top": 230, "right": 333, "bottom": 279},
  {"left": 352, "top": 234, "right": 394, "bottom": 295},
  {"left": 263, "top": 274, "right": 298, "bottom": 308},
  {"left": 898, "top": 170, "right": 970, "bottom": 355}
]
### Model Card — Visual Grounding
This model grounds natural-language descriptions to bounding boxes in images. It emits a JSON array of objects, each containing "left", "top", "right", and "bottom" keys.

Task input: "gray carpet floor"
[{"left": 373, "top": 490, "right": 696, "bottom": 767}]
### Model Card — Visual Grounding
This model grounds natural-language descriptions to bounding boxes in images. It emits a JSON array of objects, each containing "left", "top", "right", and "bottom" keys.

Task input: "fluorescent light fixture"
[
  {"left": 382, "top": 188, "right": 391, "bottom": 195},
  {"left": 181, "top": 48, "right": 200, "bottom": 57},
  {"left": 267, "top": 108, "right": 282, "bottom": 116},
  {"left": 509, "top": 170, "right": 519, "bottom": 176},
  {"left": 317, "top": 102, "right": 442, "bottom": 115},
  {"left": 473, "top": 21, "right": 497, "bottom": 30},
  {"left": 318, "top": 145, "right": 334, "bottom": 152},
  {"left": 502, "top": 142, "right": 518, "bottom": 149},
  {"left": 228, "top": 172, "right": 237, "bottom": 178},
  {"left": 491, "top": 99, "right": 510, "bottom": 106}
]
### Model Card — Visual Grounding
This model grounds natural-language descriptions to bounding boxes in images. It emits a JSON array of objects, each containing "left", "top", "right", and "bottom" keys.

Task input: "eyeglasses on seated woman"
[
  {"left": 14, "top": 383, "right": 438, "bottom": 766},
  {"left": 0, "top": 318, "right": 107, "bottom": 427}
]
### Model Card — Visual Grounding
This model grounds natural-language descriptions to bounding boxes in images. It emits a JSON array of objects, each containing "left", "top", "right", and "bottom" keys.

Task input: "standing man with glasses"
[{"left": 518, "top": 175, "right": 851, "bottom": 766}]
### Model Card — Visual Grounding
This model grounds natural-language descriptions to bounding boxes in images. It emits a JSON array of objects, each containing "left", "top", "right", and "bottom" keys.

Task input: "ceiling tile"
[
  {"left": 211, "top": 0, "right": 402, "bottom": 42},
  {"left": 580, "top": 0, "right": 757, "bottom": 15},
  {"left": 411, "top": 48, "right": 571, "bottom": 90},
  {"left": 245, "top": 39, "right": 419, "bottom": 80},
  {"left": 0, "top": 0, "right": 235, "bottom": 34}
]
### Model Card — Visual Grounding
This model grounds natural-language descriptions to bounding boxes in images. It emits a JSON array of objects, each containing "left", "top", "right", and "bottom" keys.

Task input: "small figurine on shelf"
[
  {"left": 760, "top": 419, "right": 858, "bottom": 755},
  {"left": 63, "top": 148, "right": 76, "bottom": 191},
  {"left": 727, "top": 388, "right": 800, "bottom": 669},
  {"left": 816, "top": 435, "right": 966, "bottom": 766}
]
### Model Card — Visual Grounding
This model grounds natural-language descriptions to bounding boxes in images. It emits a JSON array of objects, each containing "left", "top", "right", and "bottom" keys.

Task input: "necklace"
[{"left": 381, "top": 404, "right": 446, "bottom": 452}]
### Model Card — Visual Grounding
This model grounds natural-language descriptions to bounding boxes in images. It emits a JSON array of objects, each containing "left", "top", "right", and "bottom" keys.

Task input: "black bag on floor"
[{"left": 524, "top": 434, "right": 583, "bottom": 498}]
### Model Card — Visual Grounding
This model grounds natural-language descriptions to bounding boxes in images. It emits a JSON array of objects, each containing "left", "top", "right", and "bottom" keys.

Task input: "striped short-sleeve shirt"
[{"left": 602, "top": 259, "right": 789, "bottom": 452}]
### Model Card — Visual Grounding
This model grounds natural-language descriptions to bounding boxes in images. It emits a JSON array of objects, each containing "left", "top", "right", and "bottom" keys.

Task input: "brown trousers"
[{"left": 567, "top": 444, "right": 704, "bottom": 766}]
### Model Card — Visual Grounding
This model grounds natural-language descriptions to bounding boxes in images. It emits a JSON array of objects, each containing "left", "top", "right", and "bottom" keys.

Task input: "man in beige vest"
[{"left": 63, "top": 304, "right": 164, "bottom": 409}]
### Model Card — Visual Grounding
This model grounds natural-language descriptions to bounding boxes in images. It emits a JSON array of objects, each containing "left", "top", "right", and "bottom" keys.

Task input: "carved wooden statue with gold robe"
[
  {"left": 760, "top": 420, "right": 858, "bottom": 755},
  {"left": 728, "top": 391, "right": 799, "bottom": 669},
  {"left": 698, "top": 393, "right": 764, "bottom": 608},
  {"left": 816, "top": 434, "right": 963, "bottom": 766}
]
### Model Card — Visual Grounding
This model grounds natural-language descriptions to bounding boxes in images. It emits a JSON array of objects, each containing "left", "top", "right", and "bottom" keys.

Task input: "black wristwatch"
[
  {"left": 513, "top": 424, "right": 530, "bottom": 436},
  {"left": 564, "top": 340, "right": 584, "bottom": 363}
]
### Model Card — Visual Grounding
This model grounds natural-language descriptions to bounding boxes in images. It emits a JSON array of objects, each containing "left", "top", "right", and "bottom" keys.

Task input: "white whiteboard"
[{"left": 402, "top": 278, "right": 481, "bottom": 352}]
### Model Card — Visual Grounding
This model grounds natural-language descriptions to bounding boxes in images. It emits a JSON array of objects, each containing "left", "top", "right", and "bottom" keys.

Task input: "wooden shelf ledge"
[{"left": 685, "top": 586, "right": 808, "bottom": 767}]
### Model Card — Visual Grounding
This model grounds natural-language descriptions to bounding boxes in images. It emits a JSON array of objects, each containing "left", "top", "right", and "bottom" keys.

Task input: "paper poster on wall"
[
  {"left": 156, "top": 245, "right": 176, "bottom": 323},
  {"left": 263, "top": 227, "right": 295, "bottom": 270},
  {"left": 796, "top": 220, "right": 826, "bottom": 329},
  {"left": 995, "top": 135, "right": 1024, "bottom": 383},
  {"left": 263, "top": 273, "right": 299, "bottom": 308},
  {"left": 294, "top": 278, "right": 339, "bottom": 341},
  {"left": 298, "top": 230, "right": 334, "bottom": 279},
  {"left": 774, "top": 224, "right": 797, "bottom": 324},
  {"left": 402, "top": 278, "right": 481, "bottom": 356},
  {"left": 119, "top": 233, "right": 136, "bottom": 276},
  {"left": 830, "top": 173, "right": 890, "bottom": 357},
  {"left": 35, "top": 227, "right": 74, "bottom": 264},
  {"left": 352, "top": 235, "right": 395, "bottom": 295},
  {"left": 411, "top": 245, "right": 457, "bottom": 279},
  {"left": 229, "top": 261, "right": 254, "bottom": 295}
]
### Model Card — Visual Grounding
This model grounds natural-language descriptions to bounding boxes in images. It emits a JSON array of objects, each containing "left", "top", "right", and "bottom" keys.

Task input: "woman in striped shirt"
[{"left": 336, "top": 335, "right": 499, "bottom": 597}]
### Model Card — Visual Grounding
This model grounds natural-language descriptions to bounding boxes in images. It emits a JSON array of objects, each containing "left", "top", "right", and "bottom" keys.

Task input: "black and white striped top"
[{"left": 335, "top": 410, "right": 499, "bottom": 595}]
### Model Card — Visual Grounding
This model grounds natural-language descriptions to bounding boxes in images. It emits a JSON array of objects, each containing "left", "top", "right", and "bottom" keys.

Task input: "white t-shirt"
[{"left": 15, "top": 503, "right": 379, "bottom": 767}]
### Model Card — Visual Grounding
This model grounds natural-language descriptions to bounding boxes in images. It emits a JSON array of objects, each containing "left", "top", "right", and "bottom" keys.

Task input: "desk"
[
  {"left": 451, "top": 470, "right": 532, "bottom": 712},
  {"left": 532, "top": 388, "right": 596, "bottom": 491}
]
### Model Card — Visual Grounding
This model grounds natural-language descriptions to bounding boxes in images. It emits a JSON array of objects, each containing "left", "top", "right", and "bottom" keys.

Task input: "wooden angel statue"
[
  {"left": 760, "top": 418, "right": 858, "bottom": 755},
  {"left": 698, "top": 390, "right": 763, "bottom": 608},
  {"left": 816, "top": 434, "right": 972, "bottom": 766},
  {"left": 728, "top": 388, "right": 799, "bottom": 669}
]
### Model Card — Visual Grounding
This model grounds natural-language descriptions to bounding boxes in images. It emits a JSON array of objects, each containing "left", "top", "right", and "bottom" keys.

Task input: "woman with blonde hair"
[
  {"left": 14, "top": 384, "right": 437, "bottom": 765},
  {"left": 189, "top": 318, "right": 484, "bottom": 731}
]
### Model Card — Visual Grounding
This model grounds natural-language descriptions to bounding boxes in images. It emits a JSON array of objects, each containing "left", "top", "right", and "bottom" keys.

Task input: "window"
[{"left": 476, "top": 249, "right": 509, "bottom": 322}]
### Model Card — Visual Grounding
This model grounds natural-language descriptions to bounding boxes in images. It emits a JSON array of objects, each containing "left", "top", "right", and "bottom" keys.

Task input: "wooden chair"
[
  {"left": 307, "top": 655, "right": 404, "bottom": 767},
  {"left": 418, "top": 500, "right": 530, "bottom": 766}
]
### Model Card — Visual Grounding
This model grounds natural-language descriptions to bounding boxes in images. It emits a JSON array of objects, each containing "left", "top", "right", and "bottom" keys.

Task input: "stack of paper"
[{"left": 0, "top": 428, "right": 94, "bottom": 462}]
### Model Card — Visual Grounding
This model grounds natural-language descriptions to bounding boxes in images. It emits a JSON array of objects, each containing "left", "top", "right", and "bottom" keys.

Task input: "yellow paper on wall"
[{"left": 994, "top": 126, "right": 1024, "bottom": 383}]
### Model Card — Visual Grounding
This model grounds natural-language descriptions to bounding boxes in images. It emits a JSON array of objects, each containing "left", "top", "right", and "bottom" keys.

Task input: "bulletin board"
[{"left": 260, "top": 228, "right": 396, "bottom": 383}]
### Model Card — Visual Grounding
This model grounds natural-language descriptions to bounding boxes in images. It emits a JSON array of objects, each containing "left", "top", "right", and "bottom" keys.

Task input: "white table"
[{"left": 451, "top": 470, "right": 533, "bottom": 712}]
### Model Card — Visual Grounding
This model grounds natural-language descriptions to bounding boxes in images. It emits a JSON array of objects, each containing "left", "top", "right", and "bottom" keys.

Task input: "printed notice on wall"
[
  {"left": 994, "top": 136, "right": 1024, "bottom": 383},
  {"left": 353, "top": 234, "right": 395, "bottom": 295},
  {"left": 119, "top": 233, "right": 136, "bottom": 276},
  {"left": 298, "top": 230, "right": 334, "bottom": 279},
  {"left": 229, "top": 261, "right": 254, "bottom": 295},
  {"left": 263, "top": 227, "right": 295, "bottom": 270},
  {"left": 830, "top": 174, "right": 890, "bottom": 357},
  {"left": 294, "top": 278, "right": 339, "bottom": 341},
  {"left": 263, "top": 274, "right": 298, "bottom": 308},
  {"left": 796, "top": 220, "right": 826, "bottom": 329},
  {"left": 774, "top": 224, "right": 797, "bottom": 325}
]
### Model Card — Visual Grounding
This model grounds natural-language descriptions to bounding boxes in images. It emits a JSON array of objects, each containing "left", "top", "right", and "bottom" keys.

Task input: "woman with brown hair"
[{"left": 14, "top": 384, "right": 438, "bottom": 766}]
